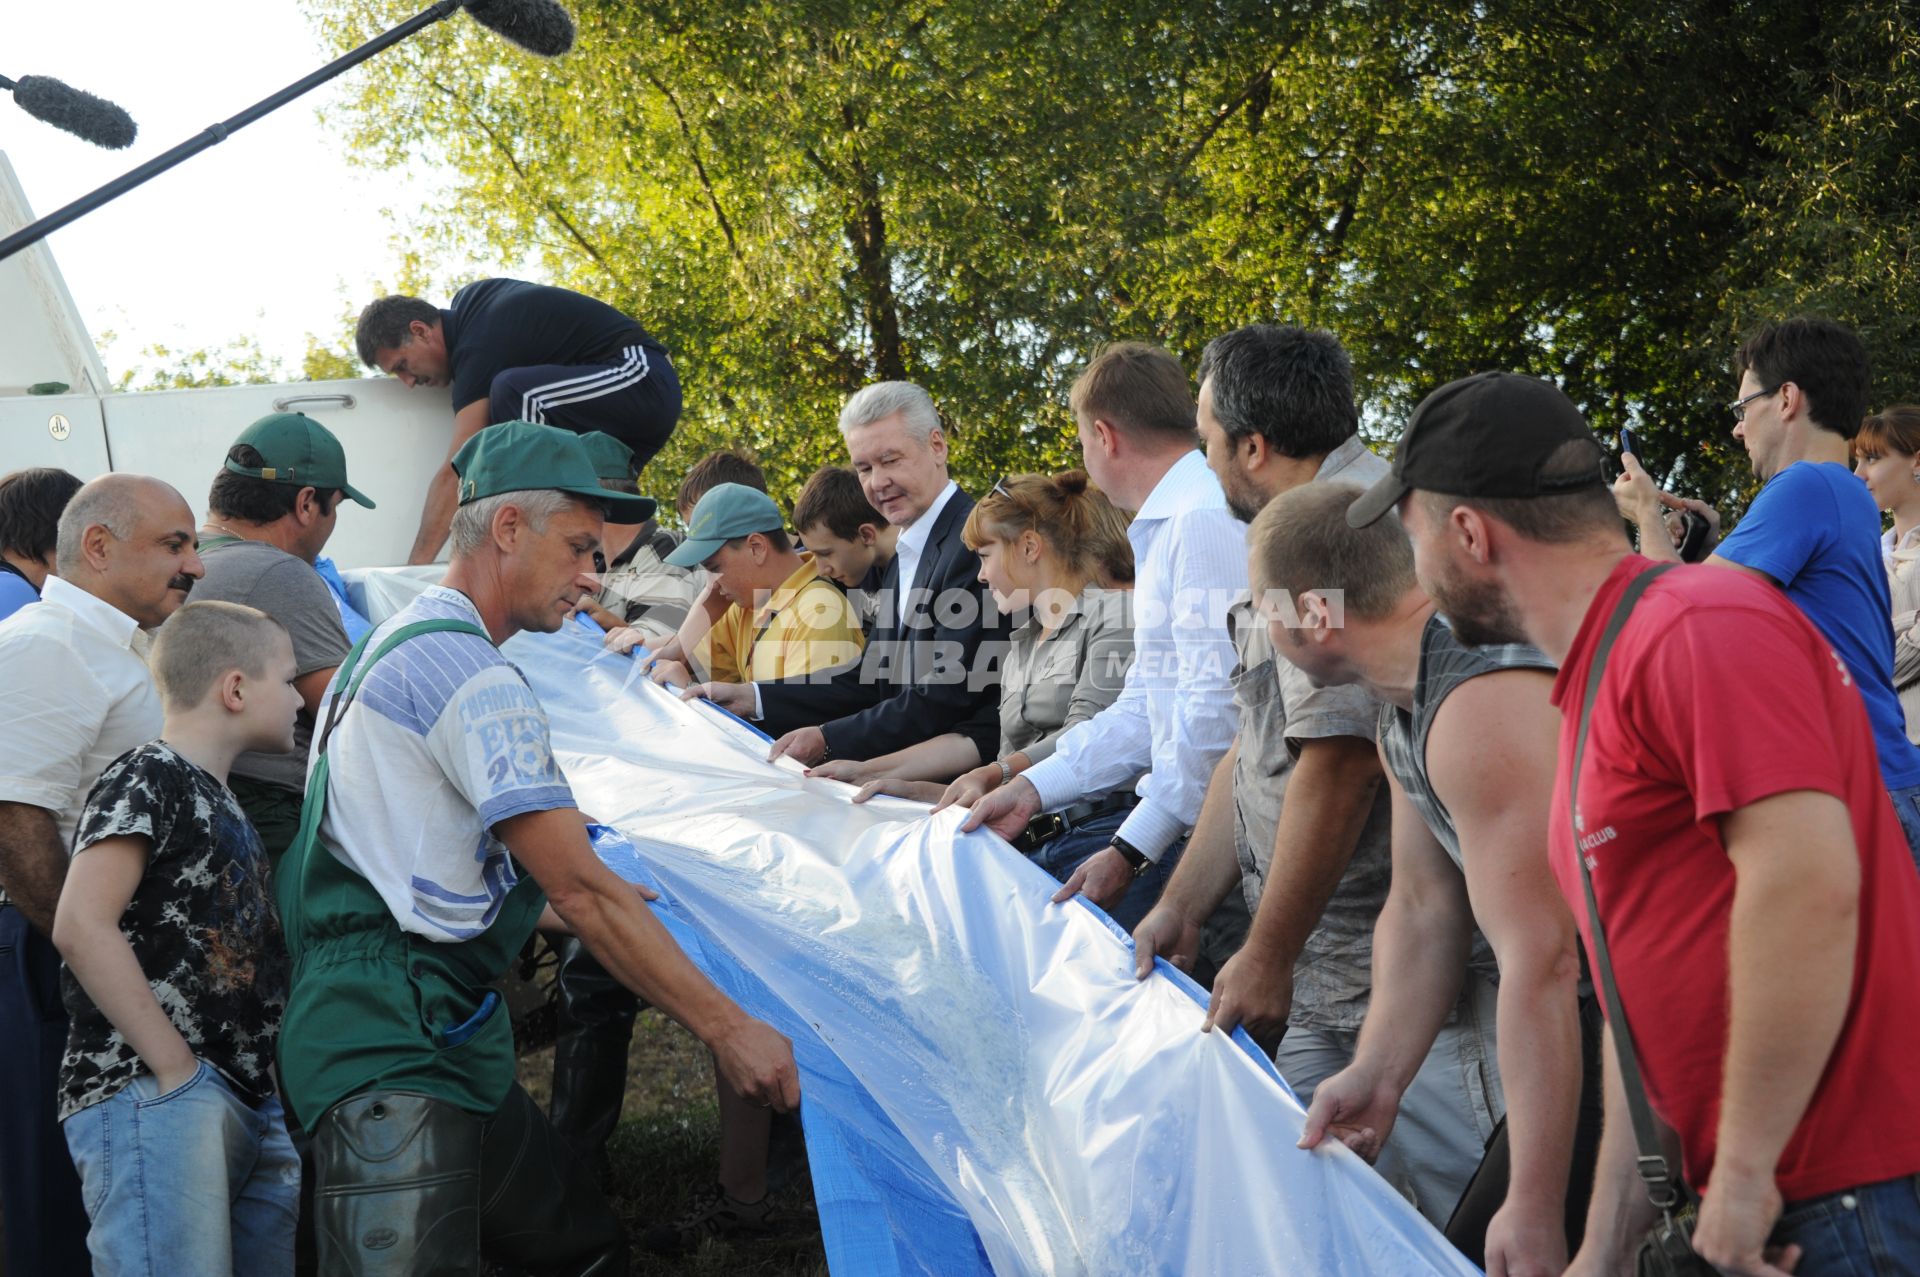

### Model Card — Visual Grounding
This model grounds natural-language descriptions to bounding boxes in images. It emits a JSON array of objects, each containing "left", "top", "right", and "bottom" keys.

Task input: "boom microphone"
[
  {"left": 0, "top": 0, "right": 577, "bottom": 262},
  {"left": 2, "top": 74, "right": 137, "bottom": 149},
  {"left": 462, "top": 0, "right": 576, "bottom": 58}
]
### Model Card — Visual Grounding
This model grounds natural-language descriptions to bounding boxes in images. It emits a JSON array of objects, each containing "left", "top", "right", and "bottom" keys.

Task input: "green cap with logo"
[
  {"left": 665, "top": 483, "right": 787, "bottom": 567},
  {"left": 225, "top": 412, "right": 376, "bottom": 508},
  {"left": 451, "top": 420, "right": 657, "bottom": 522}
]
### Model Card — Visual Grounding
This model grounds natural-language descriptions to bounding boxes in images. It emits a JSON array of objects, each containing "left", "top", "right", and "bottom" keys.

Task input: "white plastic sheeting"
[{"left": 344, "top": 569, "right": 1482, "bottom": 1275}]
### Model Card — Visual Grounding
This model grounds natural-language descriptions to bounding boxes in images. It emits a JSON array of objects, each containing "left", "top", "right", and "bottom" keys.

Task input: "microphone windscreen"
[
  {"left": 462, "top": 0, "right": 575, "bottom": 57},
  {"left": 12, "top": 75, "right": 137, "bottom": 149}
]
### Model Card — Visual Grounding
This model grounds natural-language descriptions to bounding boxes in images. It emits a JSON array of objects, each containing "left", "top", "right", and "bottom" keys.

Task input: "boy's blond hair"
[{"left": 150, "top": 601, "right": 290, "bottom": 712}]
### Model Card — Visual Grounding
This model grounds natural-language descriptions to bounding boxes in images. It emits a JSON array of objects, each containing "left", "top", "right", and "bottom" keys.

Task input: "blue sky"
[{"left": 5, "top": 1, "right": 475, "bottom": 380}]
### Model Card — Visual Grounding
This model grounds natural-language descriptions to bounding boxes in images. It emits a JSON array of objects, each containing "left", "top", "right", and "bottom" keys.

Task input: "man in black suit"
[{"left": 687, "top": 382, "right": 1005, "bottom": 765}]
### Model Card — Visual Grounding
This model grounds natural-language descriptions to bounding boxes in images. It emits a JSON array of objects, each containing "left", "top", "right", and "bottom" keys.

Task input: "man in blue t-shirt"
[
  {"left": 356, "top": 281, "right": 681, "bottom": 564},
  {"left": 1615, "top": 316, "right": 1920, "bottom": 861}
]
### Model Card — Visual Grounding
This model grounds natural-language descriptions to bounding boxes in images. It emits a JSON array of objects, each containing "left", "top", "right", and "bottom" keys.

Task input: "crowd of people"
[{"left": 0, "top": 281, "right": 1917, "bottom": 1277}]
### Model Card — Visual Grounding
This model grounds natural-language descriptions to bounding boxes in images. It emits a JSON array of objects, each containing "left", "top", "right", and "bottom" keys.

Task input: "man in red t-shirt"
[{"left": 1348, "top": 370, "right": 1920, "bottom": 1277}]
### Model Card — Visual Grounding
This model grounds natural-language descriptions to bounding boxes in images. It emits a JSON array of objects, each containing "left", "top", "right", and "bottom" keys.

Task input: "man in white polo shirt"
[{"left": 0, "top": 473, "right": 204, "bottom": 1277}]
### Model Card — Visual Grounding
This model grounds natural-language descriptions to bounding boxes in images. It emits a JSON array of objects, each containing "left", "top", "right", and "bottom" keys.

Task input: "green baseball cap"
[
  {"left": 451, "top": 421, "right": 657, "bottom": 522},
  {"left": 665, "top": 483, "right": 788, "bottom": 567},
  {"left": 578, "top": 432, "right": 636, "bottom": 481},
  {"left": 225, "top": 412, "right": 376, "bottom": 508},
  {"left": 575, "top": 432, "right": 659, "bottom": 523}
]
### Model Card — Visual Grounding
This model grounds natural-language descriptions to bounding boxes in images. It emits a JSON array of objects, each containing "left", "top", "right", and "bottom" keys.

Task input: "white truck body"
[{"left": 0, "top": 153, "right": 451, "bottom": 568}]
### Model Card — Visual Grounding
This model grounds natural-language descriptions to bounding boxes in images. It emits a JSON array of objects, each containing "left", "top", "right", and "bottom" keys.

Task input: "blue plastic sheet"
[
  {"left": 339, "top": 568, "right": 1482, "bottom": 1274},
  {"left": 493, "top": 616, "right": 1485, "bottom": 1277}
]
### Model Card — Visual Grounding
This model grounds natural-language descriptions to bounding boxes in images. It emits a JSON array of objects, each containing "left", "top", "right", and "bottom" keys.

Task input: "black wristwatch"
[{"left": 1109, "top": 836, "right": 1153, "bottom": 879}]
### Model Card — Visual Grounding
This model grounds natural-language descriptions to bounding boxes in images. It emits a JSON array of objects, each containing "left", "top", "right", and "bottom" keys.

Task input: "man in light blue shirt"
[
  {"left": 963, "top": 343, "right": 1245, "bottom": 912},
  {"left": 1616, "top": 316, "right": 1920, "bottom": 859}
]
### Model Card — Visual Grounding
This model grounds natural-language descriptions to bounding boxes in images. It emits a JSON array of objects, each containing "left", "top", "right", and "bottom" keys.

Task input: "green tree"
[
  {"left": 103, "top": 331, "right": 286, "bottom": 391},
  {"left": 306, "top": 0, "right": 1920, "bottom": 516},
  {"left": 99, "top": 327, "right": 363, "bottom": 391}
]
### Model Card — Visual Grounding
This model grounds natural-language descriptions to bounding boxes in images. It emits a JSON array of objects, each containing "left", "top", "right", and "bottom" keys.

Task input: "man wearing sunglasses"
[{"left": 1613, "top": 317, "right": 1920, "bottom": 861}]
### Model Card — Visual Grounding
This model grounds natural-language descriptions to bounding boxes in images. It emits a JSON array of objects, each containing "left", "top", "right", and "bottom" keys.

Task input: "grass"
[{"left": 513, "top": 1009, "right": 829, "bottom": 1277}]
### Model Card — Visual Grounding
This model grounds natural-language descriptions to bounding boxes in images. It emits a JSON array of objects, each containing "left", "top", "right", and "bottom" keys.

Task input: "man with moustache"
[
  {"left": 1352, "top": 371, "right": 1920, "bottom": 1275},
  {"left": 0, "top": 474, "right": 205, "bottom": 1276}
]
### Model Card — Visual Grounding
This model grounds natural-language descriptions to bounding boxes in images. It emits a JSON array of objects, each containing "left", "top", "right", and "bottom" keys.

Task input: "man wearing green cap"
[
  {"left": 659, "top": 483, "right": 864, "bottom": 688},
  {"left": 570, "top": 431, "right": 701, "bottom": 647},
  {"left": 277, "top": 421, "right": 799, "bottom": 1276},
  {"left": 193, "top": 412, "right": 376, "bottom": 863}
]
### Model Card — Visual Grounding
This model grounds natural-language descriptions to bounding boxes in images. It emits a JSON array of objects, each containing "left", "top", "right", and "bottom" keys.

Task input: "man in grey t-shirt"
[
  {"left": 193, "top": 413, "right": 374, "bottom": 862},
  {"left": 1133, "top": 324, "right": 1500, "bottom": 1227}
]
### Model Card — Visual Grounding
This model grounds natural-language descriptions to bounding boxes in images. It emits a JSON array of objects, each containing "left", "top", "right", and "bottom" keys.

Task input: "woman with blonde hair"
[
  {"left": 1854, "top": 403, "right": 1920, "bottom": 742},
  {"left": 809, "top": 470, "right": 1169, "bottom": 926}
]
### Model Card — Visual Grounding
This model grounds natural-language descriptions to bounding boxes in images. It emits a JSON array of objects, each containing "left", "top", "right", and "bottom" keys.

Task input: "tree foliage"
[
  {"left": 305, "top": 0, "right": 1920, "bottom": 512},
  {"left": 100, "top": 327, "right": 362, "bottom": 391}
]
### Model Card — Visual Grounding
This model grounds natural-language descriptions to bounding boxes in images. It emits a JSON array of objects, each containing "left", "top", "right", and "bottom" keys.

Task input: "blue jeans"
[
  {"left": 63, "top": 1060, "right": 300, "bottom": 1275},
  {"left": 1031, "top": 809, "right": 1177, "bottom": 934},
  {"left": 1889, "top": 784, "right": 1920, "bottom": 872},
  {"left": 0, "top": 903, "right": 90, "bottom": 1275},
  {"left": 1772, "top": 1172, "right": 1920, "bottom": 1275}
]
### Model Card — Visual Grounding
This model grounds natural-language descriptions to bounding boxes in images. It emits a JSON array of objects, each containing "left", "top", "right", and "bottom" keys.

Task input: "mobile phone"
[{"left": 1620, "top": 426, "right": 1642, "bottom": 459}]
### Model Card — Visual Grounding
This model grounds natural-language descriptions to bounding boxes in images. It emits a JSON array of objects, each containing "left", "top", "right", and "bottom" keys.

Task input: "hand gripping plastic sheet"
[{"left": 346, "top": 572, "right": 1482, "bottom": 1275}]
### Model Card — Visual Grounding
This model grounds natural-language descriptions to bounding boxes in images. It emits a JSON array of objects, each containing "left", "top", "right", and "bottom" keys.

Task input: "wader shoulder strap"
[{"left": 281, "top": 617, "right": 490, "bottom": 939}]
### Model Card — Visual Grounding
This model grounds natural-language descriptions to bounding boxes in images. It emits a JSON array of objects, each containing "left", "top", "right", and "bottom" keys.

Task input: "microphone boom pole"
[{"left": 0, "top": 0, "right": 462, "bottom": 263}]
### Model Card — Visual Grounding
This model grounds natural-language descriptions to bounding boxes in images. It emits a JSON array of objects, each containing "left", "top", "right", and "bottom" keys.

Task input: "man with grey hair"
[
  {"left": 0, "top": 472, "right": 204, "bottom": 1276},
  {"left": 277, "top": 423, "right": 798, "bottom": 1273},
  {"left": 691, "top": 380, "right": 1006, "bottom": 768}
]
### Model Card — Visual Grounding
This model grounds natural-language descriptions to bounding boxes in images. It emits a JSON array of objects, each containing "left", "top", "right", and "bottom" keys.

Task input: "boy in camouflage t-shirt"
[{"left": 52, "top": 601, "right": 304, "bottom": 1275}]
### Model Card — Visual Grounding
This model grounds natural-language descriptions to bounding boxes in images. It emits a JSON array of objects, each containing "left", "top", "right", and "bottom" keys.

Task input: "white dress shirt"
[
  {"left": 0, "top": 575, "right": 161, "bottom": 852},
  {"left": 890, "top": 479, "right": 960, "bottom": 627},
  {"left": 1022, "top": 449, "right": 1246, "bottom": 859}
]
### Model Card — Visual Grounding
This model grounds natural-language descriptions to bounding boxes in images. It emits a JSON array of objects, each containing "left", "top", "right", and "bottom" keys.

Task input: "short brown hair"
[
  {"left": 962, "top": 470, "right": 1132, "bottom": 583},
  {"left": 151, "top": 601, "right": 289, "bottom": 712},
  {"left": 677, "top": 451, "right": 767, "bottom": 518},
  {"left": 1069, "top": 342, "right": 1196, "bottom": 442},
  {"left": 355, "top": 294, "right": 439, "bottom": 366},
  {"left": 793, "top": 466, "right": 882, "bottom": 541},
  {"left": 1250, "top": 483, "right": 1416, "bottom": 621},
  {"left": 1856, "top": 405, "right": 1920, "bottom": 460}
]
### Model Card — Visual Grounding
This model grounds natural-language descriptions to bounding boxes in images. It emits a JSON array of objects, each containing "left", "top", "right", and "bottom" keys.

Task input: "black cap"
[{"left": 1347, "top": 371, "right": 1608, "bottom": 527}]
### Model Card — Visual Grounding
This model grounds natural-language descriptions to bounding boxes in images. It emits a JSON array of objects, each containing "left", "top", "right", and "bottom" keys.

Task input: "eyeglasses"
[{"left": 1728, "top": 384, "right": 1783, "bottom": 423}]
